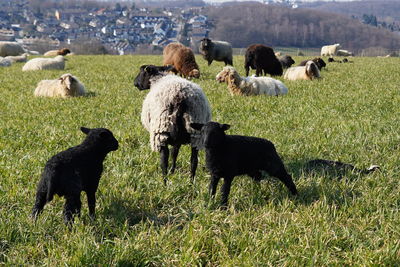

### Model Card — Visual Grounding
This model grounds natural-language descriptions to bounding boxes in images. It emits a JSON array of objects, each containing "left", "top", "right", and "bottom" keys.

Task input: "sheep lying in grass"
[
  {"left": 22, "top": 55, "right": 65, "bottom": 71},
  {"left": 278, "top": 55, "right": 295, "bottom": 69},
  {"left": 298, "top": 57, "right": 326, "bottom": 70},
  {"left": 34, "top": 73, "right": 86, "bottom": 98},
  {"left": 31, "top": 127, "right": 119, "bottom": 224},
  {"left": 191, "top": 121, "right": 298, "bottom": 207},
  {"left": 283, "top": 61, "right": 321, "bottom": 81},
  {"left": 5, "top": 53, "right": 28, "bottom": 63},
  {"left": 0, "top": 41, "right": 26, "bottom": 57},
  {"left": 44, "top": 48, "right": 71, "bottom": 57},
  {"left": 216, "top": 66, "right": 288, "bottom": 96},
  {"left": 134, "top": 65, "right": 211, "bottom": 183}
]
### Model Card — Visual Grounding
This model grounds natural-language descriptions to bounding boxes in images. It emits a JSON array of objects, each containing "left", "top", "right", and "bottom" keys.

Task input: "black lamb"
[
  {"left": 191, "top": 121, "right": 297, "bottom": 207},
  {"left": 31, "top": 127, "right": 119, "bottom": 224}
]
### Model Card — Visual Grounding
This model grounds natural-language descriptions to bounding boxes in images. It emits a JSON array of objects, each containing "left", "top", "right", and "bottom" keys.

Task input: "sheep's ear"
[
  {"left": 190, "top": 123, "right": 204, "bottom": 130},
  {"left": 63, "top": 75, "right": 73, "bottom": 90},
  {"left": 220, "top": 124, "right": 230, "bottom": 131},
  {"left": 80, "top": 127, "right": 91, "bottom": 135}
]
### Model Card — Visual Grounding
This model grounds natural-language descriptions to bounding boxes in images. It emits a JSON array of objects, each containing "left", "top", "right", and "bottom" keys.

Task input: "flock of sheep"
[{"left": 1, "top": 40, "right": 374, "bottom": 225}]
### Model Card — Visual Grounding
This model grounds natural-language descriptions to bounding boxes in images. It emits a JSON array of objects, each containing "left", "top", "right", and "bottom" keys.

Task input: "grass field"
[{"left": 0, "top": 55, "right": 399, "bottom": 266}]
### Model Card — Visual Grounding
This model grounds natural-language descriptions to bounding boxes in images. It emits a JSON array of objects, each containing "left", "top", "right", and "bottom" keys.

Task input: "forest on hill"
[{"left": 204, "top": 2, "right": 400, "bottom": 52}]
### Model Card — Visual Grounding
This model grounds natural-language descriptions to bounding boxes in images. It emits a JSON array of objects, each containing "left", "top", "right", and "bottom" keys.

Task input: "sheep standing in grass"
[
  {"left": 199, "top": 38, "right": 233, "bottom": 66},
  {"left": 190, "top": 121, "right": 298, "bottom": 207},
  {"left": 216, "top": 66, "right": 288, "bottom": 96},
  {"left": 163, "top": 43, "right": 200, "bottom": 78},
  {"left": 44, "top": 48, "right": 71, "bottom": 57},
  {"left": 244, "top": 44, "right": 283, "bottom": 76},
  {"left": 284, "top": 61, "right": 321, "bottom": 81},
  {"left": 134, "top": 65, "right": 211, "bottom": 183},
  {"left": 321, "top": 44, "right": 341, "bottom": 57},
  {"left": 0, "top": 41, "right": 26, "bottom": 57},
  {"left": 34, "top": 73, "right": 86, "bottom": 98},
  {"left": 31, "top": 127, "right": 119, "bottom": 224},
  {"left": 22, "top": 55, "right": 66, "bottom": 71}
]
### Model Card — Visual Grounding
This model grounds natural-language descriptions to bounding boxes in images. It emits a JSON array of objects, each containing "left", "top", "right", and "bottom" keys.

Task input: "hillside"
[{"left": 204, "top": 2, "right": 400, "bottom": 51}]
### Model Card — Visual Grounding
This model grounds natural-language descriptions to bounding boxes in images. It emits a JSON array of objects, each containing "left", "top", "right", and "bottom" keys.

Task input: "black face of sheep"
[
  {"left": 200, "top": 38, "right": 211, "bottom": 51},
  {"left": 134, "top": 65, "right": 173, "bottom": 90},
  {"left": 314, "top": 58, "right": 326, "bottom": 69}
]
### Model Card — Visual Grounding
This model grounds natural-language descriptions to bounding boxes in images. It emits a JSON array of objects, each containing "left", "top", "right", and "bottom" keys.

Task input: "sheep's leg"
[
  {"left": 209, "top": 174, "right": 220, "bottom": 197},
  {"left": 245, "top": 65, "right": 250, "bottom": 76},
  {"left": 160, "top": 146, "right": 169, "bottom": 184},
  {"left": 265, "top": 160, "right": 298, "bottom": 195},
  {"left": 31, "top": 190, "right": 47, "bottom": 220},
  {"left": 256, "top": 68, "right": 262, "bottom": 76},
  {"left": 86, "top": 191, "right": 96, "bottom": 220},
  {"left": 220, "top": 177, "right": 233, "bottom": 208},
  {"left": 170, "top": 145, "right": 181, "bottom": 174},
  {"left": 190, "top": 147, "right": 199, "bottom": 182},
  {"left": 208, "top": 59, "right": 212, "bottom": 66},
  {"left": 63, "top": 195, "right": 82, "bottom": 224}
]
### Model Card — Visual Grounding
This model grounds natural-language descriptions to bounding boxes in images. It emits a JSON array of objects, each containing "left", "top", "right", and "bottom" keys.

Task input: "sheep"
[
  {"left": 244, "top": 44, "right": 283, "bottom": 76},
  {"left": 328, "top": 57, "right": 352, "bottom": 63},
  {"left": 0, "top": 57, "right": 12, "bottom": 67},
  {"left": 4, "top": 53, "right": 28, "bottom": 63},
  {"left": 216, "top": 66, "right": 288, "bottom": 96},
  {"left": 336, "top": 49, "right": 354, "bottom": 57},
  {"left": 0, "top": 41, "right": 26, "bottom": 57},
  {"left": 34, "top": 73, "right": 86, "bottom": 98},
  {"left": 31, "top": 127, "right": 119, "bottom": 224},
  {"left": 199, "top": 38, "right": 233, "bottom": 66},
  {"left": 321, "top": 43, "right": 341, "bottom": 57},
  {"left": 163, "top": 42, "right": 200, "bottom": 78},
  {"left": 278, "top": 55, "right": 295, "bottom": 69},
  {"left": 134, "top": 65, "right": 211, "bottom": 183},
  {"left": 298, "top": 57, "right": 326, "bottom": 70},
  {"left": 283, "top": 61, "right": 321, "bottom": 81},
  {"left": 190, "top": 121, "right": 298, "bottom": 207},
  {"left": 44, "top": 48, "right": 71, "bottom": 57},
  {"left": 22, "top": 55, "right": 65, "bottom": 71}
]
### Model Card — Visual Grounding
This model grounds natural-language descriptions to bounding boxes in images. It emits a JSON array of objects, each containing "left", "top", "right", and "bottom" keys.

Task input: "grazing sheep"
[
  {"left": 336, "top": 49, "right": 354, "bottom": 57},
  {"left": 34, "top": 73, "right": 86, "bottom": 98},
  {"left": 190, "top": 121, "right": 298, "bottom": 207},
  {"left": 31, "top": 127, "right": 119, "bottom": 224},
  {"left": 216, "top": 66, "right": 288, "bottom": 96},
  {"left": 199, "top": 38, "right": 233, "bottom": 66},
  {"left": 163, "top": 42, "right": 200, "bottom": 78},
  {"left": 278, "top": 55, "right": 295, "bottom": 69},
  {"left": 284, "top": 61, "right": 321, "bottom": 81},
  {"left": 321, "top": 44, "right": 341, "bottom": 57},
  {"left": 44, "top": 48, "right": 71, "bottom": 57},
  {"left": 298, "top": 57, "right": 326, "bottom": 70},
  {"left": 305, "top": 159, "right": 379, "bottom": 175},
  {"left": 0, "top": 41, "right": 26, "bottom": 57},
  {"left": 244, "top": 44, "right": 283, "bottom": 76},
  {"left": 134, "top": 65, "right": 211, "bottom": 183},
  {"left": 5, "top": 53, "right": 28, "bottom": 63},
  {"left": 22, "top": 55, "right": 65, "bottom": 71},
  {"left": 0, "top": 57, "right": 12, "bottom": 67}
]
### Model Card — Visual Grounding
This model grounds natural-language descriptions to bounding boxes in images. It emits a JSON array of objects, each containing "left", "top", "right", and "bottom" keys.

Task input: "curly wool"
[
  {"left": 141, "top": 74, "right": 211, "bottom": 152},
  {"left": 34, "top": 73, "right": 86, "bottom": 98},
  {"left": 22, "top": 55, "right": 65, "bottom": 71}
]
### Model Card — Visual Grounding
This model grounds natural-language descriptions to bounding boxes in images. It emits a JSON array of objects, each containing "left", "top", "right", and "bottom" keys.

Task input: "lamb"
[
  {"left": 31, "top": 127, "right": 119, "bottom": 224},
  {"left": 44, "top": 48, "right": 71, "bottom": 57},
  {"left": 134, "top": 65, "right": 211, "bottom": 183},
  {"left": 278, "top": 55, "right": 295, "bottom": 69},
  {"left": 4, "top": 53, "right": 28, "bottom": 63},
  {"left": 321, "top": 44, "right": 341, "bottom": 57},
  {"left": 283, "top": 61, "right": 321, "bottom": 81},
  {"left": 190, "top": 121, "right": 298, "bottom": 207},
  {"left": 244, "top": 44, "right": 283, "bottom": 76},
  {"left": 298, "top": 57, "right": 326, "bottom": 70},
  {"left": 0, "top": 41, "right": 26, "bottom": 57},
  {"left": 199, "top": 38, "right": 233, "bottom": 66},
  {"left": 163, "top": 42, "right": 200, "bottom": 78},
  {"left": 34, "top": 73, "right": 86, "bottom": 98},
  {"left": 22, "top": 55, "right": 65, "bottom": 71},
  {"left": 216, "top": 66, "right": 288, "bottom": 96}
]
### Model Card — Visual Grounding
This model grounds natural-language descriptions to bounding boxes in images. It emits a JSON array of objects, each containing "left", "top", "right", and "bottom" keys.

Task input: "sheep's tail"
[{"left": 305, "top": 159, "right": 380, "bottom": 174}]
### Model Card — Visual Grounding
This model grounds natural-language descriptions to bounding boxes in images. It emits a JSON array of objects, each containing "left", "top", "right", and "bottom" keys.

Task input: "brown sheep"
[
  {"left": 44, "top": 48, "right": 71, "bottom": 57},
  {"left": 163, "top": 43, "right": 200, "bottom": 79}
]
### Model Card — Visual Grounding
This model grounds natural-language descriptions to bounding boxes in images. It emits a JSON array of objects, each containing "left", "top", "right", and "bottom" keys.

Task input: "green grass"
[{"left": 0, "top": 55, "right": 399, "bottom": 266}]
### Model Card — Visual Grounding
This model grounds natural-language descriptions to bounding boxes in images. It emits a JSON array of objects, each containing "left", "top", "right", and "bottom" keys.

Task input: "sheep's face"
[
  {"left": 200, "top": 38, "right": 211, "bottom": 51},
  {"left": 59, "top": 74, "right": 75, "bottom": 90},
  {"left": 134, "top": 65, "right": 173, "bottom": 90},
  {"left": 81, "top": 127, "right": 119, "bottom": 152},
  {"left": 58, "top": 48, "right": 71, "bottom": 56},
  {"left": 216, "top": 67, "right": 236, "bottom": 84},
  {"left": 314, "top": 58, "right": 326, "bottom": 69},
  {"left": 191, "top": 121, "right": 230, "bottom": 148},
  {"left": 306, "top": 61, "right": 321, "bottom": 79},
  {"left": 188, "top": 69, "right": 200, "bottom": 79}
]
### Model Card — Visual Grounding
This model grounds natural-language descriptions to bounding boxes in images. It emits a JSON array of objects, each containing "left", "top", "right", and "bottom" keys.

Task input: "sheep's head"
[
  {"left": 59, "top": 74, "right": 76, "bottom": 91},
  {"left": 188, "top": 69, "right": 200, "bottom": 79},
  {"left": 305, "top": 61, "right": 321, "bottom": 79},
  {"left": 216, "top": 66, "right": 238, "bottom": 84},
  {"left": 313, "top": 57, "right": 326, "bottom": 70},
  {"left": 134, "top": 65, "right": 174, "bottom": 90},
  {"left": 200, "top": 38, "right": 212, "bottom": 51},
  {"left": 191, "top": 121, "right": 230, "bottom": 148},
  {"left": 58, "top": 48, "right": 71, "bottom": 56},
  {"left": 80, "top": 127, "right": 119, "bottom": 152}
]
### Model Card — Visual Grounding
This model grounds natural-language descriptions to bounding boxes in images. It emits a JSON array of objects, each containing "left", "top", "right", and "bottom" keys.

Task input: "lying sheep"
[
  {"left": 134, "top": 65, "right": 211, "bottom": 183},
  {"left": 284, "top": 61, "right": 321, "bottom": 81},
  {"left": 44, "top": 48, "right": 71, "bottom": 57},
  {"left": 5, "top": 53, "right": 28, "bottom": 63},
  {"left": 190, "top": 121, "right": 298, "bottom": 207},
  {"left": 278, "top": 55, "right": 295, "bottom": 69},
  {"left": 0, "top": 57, "right": 12, "bottom": 67},
  {"left": 31, "top": 127, "right": 119, "bottom": 224},
  {"left": 34, "top": 73, "right": 86, "bottom": 98},
  {"left": 0, "top": 41, "right": 26, "bottom": 57},
  {"left": 163, "top": 43, "right": 200, "bottom": 78},
  {"left": 199, "top": 38, "right": 233, "bottom": 66},
  {"left": 298, "top": 57, "right": 326, "bottom": 70},
  {"left": 216, "top": 66, "right": 288, "bottom": 96},
  {"left": 22, "top": 55, "right": 65, "bottom": 71}
]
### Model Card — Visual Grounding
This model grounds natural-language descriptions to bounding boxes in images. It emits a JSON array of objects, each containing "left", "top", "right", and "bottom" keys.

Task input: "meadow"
[{"left": 0, "top": 55, "right": 399, "bottom": 266}]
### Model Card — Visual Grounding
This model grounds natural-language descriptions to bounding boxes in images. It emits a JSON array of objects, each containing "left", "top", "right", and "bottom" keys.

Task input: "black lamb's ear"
[
  {"left": 221, "top": 124, "right": 230, "bottom": 131},
  {"left": 80, "top": 127, "right": 91, "bottom": 135},
  {"left": 190, "top": 123, "right": 204, "bottom": 130}
]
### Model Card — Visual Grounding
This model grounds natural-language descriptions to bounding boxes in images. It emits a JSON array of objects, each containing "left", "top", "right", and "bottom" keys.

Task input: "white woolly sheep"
[
  {"left": 44, "top": 48, "right": 71, "bottom": 57},
  {"left": 134, "top": 65, "right": 212, "bottom": 183},
  {"left": 283, "top": 61, "right": 321, "bottom": 81},
  {"left": 5, "top": 53, "right": 28, "bottom": 63},
  {"left": 22, "top": 55, "right": 65, "bottom": 71},
  {"left": 321, "top": 44, "right": 341, "bottom": 57},
  {"left": 34, "top": 73, "right": 86, "bottom": 98},
  {"left": 216, "top": 66, "right": 288, "bottom": 96},
  {"left": 0, "top": 41, "right": 26, "bottom": 57}
]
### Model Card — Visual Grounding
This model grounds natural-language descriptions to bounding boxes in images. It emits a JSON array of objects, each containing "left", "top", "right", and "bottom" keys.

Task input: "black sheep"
[
  {"left": 31, "top": 127, "right": 119, "bottom": 224},
  {"left": 298, "top": 57, "right": 326, "bottom": 70},
  {"left": 244, "top": 44, "right": 283, "bottom": 76},
  {"left": 278, "top": 55, "right": 296, "bottom": 69},
  {"left": 191, "top": 121, "right": 297, "bottom": 207}
]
